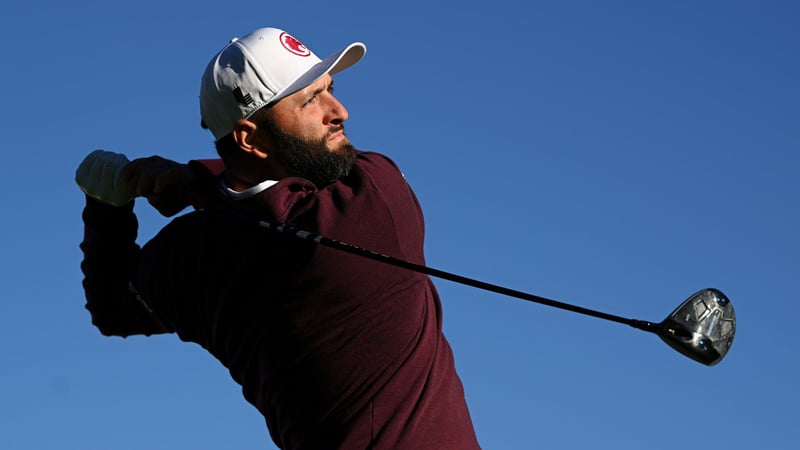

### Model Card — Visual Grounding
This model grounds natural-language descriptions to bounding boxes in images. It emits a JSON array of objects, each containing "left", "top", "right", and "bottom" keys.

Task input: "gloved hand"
[{"left": 75, "top": 150, "right": 136, "bottom": 206}]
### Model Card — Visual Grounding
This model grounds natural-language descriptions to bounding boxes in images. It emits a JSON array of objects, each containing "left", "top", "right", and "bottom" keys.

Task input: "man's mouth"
[
  {"left": 327, "top": 127, "right": 349, "bottom": 148},
  {"left": 328, "top": 126, "right": 345, "bottom": 139}
]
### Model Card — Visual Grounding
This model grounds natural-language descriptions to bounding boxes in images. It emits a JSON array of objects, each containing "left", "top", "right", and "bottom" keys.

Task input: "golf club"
[{"left": 256, "top": 220, "right": 736, "bottom": 366}]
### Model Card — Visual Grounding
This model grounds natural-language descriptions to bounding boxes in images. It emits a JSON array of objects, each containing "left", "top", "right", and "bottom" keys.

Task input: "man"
[{"left": 77, "top": 27, "right": 479, "bottom": 449}]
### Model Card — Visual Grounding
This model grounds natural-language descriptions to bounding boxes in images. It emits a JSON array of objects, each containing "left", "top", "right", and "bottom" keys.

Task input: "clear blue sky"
[{"left": 1, "top": 1, "right": 797, "bottom": 449}]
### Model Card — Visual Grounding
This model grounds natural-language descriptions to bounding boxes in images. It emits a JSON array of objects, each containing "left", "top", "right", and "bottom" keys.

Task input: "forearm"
[{"left": 80, "top": 197, "right": 172, "bottom": 337}]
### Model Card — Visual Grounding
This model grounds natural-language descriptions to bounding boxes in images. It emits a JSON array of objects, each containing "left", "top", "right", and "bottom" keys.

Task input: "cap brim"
[{"left": 268, "top": 42, "right": 366, "bottom": 107}]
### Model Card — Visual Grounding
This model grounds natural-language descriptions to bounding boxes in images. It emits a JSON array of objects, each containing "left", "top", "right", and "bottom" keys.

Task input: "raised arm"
[
  {"left": 76, "top": 150, "right": 222, "bottom": 336},
  {"left": 80, "top": 197, "right": 172, "bottom": 336}
]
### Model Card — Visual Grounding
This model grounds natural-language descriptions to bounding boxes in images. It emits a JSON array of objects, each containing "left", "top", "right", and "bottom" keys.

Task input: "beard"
[{"left": 263, "top": 119, "right": 357, "bottom": 188}]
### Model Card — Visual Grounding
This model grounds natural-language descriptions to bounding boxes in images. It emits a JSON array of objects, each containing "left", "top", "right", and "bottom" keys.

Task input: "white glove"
[{"left": 75, "top": 150, "right": 136, "bottom": 206}]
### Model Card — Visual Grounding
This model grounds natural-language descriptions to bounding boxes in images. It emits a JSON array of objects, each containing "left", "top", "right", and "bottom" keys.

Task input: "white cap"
[{"left": 200, "top": 27, "right": 366, "bottom": 140}]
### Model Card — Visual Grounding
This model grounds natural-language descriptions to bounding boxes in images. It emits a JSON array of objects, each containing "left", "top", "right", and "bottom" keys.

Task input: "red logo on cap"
[{"left": 280, "top": 32, "right": 311, "bottom": 57}]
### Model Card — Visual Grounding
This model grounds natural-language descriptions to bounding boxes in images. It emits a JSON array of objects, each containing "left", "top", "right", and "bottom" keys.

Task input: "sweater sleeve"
[{"left": 79, "top": 196, "right": 173, "bottom": 337}]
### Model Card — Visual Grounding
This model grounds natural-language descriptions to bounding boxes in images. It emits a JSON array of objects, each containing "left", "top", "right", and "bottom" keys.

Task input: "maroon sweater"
[{"left": 80, "top": 151, "right": 479, "bottom": 449}]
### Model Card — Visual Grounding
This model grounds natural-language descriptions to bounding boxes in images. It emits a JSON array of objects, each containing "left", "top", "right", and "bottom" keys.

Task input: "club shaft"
[{"left": 258, "top": 220, "right": 656, "bottom": 333}]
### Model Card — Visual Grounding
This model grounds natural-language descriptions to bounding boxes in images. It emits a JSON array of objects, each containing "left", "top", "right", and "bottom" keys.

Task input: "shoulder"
[
  {"left": 351, "top": 151, "right": 410, "bottom": 193},
  {"left": 355, "top": 151, "right": 403, "bottom": 175}
]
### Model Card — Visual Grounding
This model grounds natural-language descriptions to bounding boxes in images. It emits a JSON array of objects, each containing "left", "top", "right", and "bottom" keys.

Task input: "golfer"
[{"left": 76, "top": 26, "right": 479, "bottom": 449}]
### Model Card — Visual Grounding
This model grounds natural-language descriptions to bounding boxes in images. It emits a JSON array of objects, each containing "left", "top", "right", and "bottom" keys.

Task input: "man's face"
[
  {"left": 269, "top": 74, "right": 351, "bottom": 152},
  {"left": 263, "top": 74, "right": 357, "bottom": 186}
]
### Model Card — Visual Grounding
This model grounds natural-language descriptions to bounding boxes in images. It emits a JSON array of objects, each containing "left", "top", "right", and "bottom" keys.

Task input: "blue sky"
[{"left": 1, "top": 1, "right": 798, "bottom": 449}]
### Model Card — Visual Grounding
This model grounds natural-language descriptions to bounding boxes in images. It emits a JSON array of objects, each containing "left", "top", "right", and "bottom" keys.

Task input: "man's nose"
[{"left": 324, "top": 95, "right": 349, "bottom": 125}]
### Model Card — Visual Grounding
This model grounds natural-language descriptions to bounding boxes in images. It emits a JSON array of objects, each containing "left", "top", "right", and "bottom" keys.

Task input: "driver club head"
[{"left": 657, "top": 288, "right": 736, "bottom": 366}]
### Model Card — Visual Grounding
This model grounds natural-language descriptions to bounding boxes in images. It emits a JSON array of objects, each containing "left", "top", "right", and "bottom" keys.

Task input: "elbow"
[
  {"left": 86, "top": 304, "right": 172, "bottom": 338},
  {"left": 88, "top": 310, "right": 136, "bottom": 338}
]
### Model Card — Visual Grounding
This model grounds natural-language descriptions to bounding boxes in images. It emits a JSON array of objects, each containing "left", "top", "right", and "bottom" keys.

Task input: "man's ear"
[{"left": 232, "top": 119, "right": 270, "bottom": 159}]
